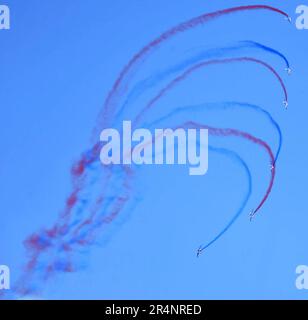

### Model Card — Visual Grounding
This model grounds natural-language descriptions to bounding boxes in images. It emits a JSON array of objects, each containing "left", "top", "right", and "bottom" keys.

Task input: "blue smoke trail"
[
  {"left": 239, "top": 41, "right": 290, "bottom": 69},
  {"left": 201, "top": 146, "right": 252, "bottom": 252}
]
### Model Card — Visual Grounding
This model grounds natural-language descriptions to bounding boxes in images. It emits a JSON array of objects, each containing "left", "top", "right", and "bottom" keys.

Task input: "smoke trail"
[
  {"left": 239, "top": 41, "right": 290, "bottom": 69},
  {"left": 201, "top": 145, "right": 252, "bottom": 253}
]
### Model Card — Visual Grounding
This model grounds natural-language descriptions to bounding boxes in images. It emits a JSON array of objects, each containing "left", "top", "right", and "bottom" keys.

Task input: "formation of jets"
[
  {"left": 283, "top": 100, "right": 289, "bottom": 109},
  {"left": 286, "top": 16, "right": 292, "bottom": 23}
]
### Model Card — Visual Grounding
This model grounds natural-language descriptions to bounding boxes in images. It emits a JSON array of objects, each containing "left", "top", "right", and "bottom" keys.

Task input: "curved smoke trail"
[
  {"left": 183, "top": 121, "right": 275, "bottom": 217},
  {"left": 202, "top": 146, "right": 252, "bottom": 253}
]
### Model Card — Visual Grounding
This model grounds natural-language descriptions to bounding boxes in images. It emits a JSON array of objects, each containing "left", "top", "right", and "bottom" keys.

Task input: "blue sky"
[{"left": 1, "top": 0, "right": 308, "bottom": 299}]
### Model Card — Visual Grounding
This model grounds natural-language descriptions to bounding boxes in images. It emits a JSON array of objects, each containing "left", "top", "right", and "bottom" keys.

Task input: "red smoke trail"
[
  {"left": 183, "top": 121, "right": 275, "bottom": 215},
  {"left": 98, "top": 5, "right": 288, "bottom": 132},
  {"left": 134, "top": 57, "right": 288, "bottom": 126}
]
